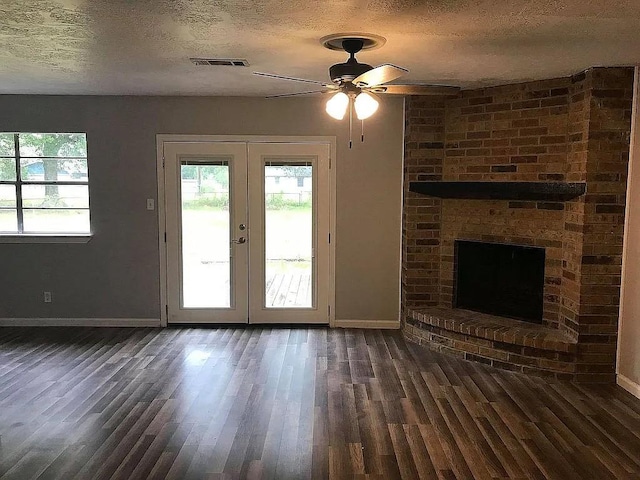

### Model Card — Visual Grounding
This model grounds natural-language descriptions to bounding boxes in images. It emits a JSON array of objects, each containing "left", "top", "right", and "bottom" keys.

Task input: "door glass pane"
[
  {"left": 181, "top": 160, "right": 231, "bottom": 308},
  {"left": 264, "top": 161, "right": 313, "bottom": 308}
]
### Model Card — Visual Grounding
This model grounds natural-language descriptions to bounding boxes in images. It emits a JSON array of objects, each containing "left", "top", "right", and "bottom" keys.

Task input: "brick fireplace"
[{"left": 401, "top": 67, "right": 634, "bottom": 383}]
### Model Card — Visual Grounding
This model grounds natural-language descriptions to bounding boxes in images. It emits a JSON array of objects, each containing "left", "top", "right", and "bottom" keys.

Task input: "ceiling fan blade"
[
  {"left": 353, "top": 64, "right": 408, "bottom": 88},
  {"left": 266, "top": 90, "right": 328, "bottom": 98},
  {"left": 370, "top": 84, "right": 461, "bottom": 96},
  {"left": 253, "top": 71, "right": 337, "bottom": 89}
]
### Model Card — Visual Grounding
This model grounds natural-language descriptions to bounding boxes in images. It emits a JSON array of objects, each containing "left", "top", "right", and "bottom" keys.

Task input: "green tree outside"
[{"left": 0, "top": 133, "right": 87, "bottom": 207}]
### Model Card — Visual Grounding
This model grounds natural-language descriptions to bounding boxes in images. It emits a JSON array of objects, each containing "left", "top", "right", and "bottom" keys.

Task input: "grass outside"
[
  {"left": 0, "top": 208, "right": 89, "bottom": 233},
  {"left": 182, "top": 193, "right": 311, "bottom": 211},
  {"left": 181, "top": 206, "right": 313, "bottom": 307},
  {"left": 181, "top": 207, "right": 313, "bottom": 264},
  {"left": 0, "top": 186, "right": 90, "bottom": 232}
]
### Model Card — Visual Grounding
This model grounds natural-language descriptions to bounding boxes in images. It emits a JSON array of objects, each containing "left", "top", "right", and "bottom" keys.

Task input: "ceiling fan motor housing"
[
  {"left": 329, "top": 60, "right": 373, "bottom": 84},
  {"left": 326, "top": 37, "right": 376, "bottom": 84}
]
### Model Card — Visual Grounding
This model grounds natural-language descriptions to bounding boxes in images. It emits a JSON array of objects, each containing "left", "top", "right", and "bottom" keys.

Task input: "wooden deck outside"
[
  {"left": 184, "top": 267, "right": 312, "bottom": 309},
  {"left": 265, "top": 273, "right": 312, "bottom": 307}
]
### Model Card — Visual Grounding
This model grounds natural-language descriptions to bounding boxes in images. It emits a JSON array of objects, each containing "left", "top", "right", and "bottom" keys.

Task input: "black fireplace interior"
[{"left": 454, "top": 240, "right": 545, "bottom": 324}]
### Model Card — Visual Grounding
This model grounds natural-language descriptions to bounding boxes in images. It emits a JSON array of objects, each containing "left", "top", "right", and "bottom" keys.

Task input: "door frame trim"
[{"left": 156, "top": 134, "right": 337, "bottom": 327}]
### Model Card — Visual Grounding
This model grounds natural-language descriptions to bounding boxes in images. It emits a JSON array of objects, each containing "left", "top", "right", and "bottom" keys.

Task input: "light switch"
[{"left": 146, "top": 198, "right": 155, "bottom": 210}]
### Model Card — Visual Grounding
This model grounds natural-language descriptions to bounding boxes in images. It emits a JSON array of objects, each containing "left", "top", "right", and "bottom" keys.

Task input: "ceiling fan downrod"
[{"left": 342, "top": 38, "right": 364, "bottom": 57}]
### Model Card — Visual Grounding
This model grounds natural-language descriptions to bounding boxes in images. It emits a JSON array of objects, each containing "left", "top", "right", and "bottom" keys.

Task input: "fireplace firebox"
[{"left": 454, "top": 240, "right": 545, "bottom": 324}]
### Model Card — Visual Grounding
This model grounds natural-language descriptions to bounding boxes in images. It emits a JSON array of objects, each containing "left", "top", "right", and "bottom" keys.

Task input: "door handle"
[{"left": 231, "top": 237, "right": 246, "bottom": 244}]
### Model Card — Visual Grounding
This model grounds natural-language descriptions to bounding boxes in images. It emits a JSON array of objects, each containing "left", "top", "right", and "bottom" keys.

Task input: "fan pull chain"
[
  {"left": 361, "top": 119, "right": 365, "bottom": 143},
  {"left": 349, "top": 98, "right": 353, "bottom": 149}
]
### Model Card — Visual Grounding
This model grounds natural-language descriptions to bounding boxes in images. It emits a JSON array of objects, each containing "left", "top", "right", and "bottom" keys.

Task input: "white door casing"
[{"left": 159, "top": 137, "right": 334, "bottom": 325}]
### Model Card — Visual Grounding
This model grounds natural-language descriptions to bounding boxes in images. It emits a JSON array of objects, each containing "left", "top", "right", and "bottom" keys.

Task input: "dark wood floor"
[{"left": 0, "top": 327, "right": 639, "bottom": 479}]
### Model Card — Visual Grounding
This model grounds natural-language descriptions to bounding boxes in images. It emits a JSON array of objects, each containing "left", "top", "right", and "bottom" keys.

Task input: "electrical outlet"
[
  {"left": 146, "top": 198, "right": 155, "bottom": 210},
  {"left": 43, "top": 291, "right": 52, "bottom": 303}
]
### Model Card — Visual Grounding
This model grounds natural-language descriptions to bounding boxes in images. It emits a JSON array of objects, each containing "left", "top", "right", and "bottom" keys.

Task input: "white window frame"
[{"left": 0, "top": 132, "right": 92, "bottom": 243}]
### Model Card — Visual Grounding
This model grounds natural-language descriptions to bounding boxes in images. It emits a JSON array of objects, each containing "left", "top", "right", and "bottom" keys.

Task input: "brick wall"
[
  {"left": 402, "top": 67, "right": 634, "bottom": 382},
  {"left": 440, "top": 77, "right": 573, "bottom": 329},
  {"left": 561, "top": 72, "right": 591, "bottom": 340},
  {"left": 402, "top": 97, "right": 445, "bottom": 312},
  {"left": 576, "top": 68, "right": 634, "bottom": 381}
]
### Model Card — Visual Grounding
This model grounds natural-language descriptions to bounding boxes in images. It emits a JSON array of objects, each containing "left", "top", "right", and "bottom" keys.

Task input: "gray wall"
[
  {"left": 0, "top": 95, "right": 404, "bottom": 322},
  {"left": 619, "top": 68, "right": 640, "bottom": 392}
]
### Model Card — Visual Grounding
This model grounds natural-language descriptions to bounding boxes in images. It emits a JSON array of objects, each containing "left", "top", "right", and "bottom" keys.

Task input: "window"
[{"left": 0, "top": 133, "right": 90, "bottom": 235}]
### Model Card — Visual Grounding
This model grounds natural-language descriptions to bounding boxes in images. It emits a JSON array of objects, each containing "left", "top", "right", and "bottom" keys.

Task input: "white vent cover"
[{"left": 190, "top": 58, "right": 250, "bottom": 67}]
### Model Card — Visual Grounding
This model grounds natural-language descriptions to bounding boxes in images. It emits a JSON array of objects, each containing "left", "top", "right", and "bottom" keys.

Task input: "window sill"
[{"left": 0, "top": 234, "right": 93, "bottom": 244}]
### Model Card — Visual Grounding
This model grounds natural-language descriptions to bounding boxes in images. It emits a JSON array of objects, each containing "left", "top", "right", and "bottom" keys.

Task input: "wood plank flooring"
[{"left": 0, "top": 327, "right": 639, "bottom": 479}]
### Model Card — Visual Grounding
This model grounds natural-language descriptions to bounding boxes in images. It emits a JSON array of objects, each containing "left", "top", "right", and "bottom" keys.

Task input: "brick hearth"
[{"left": 402, "top": 67, "right": 634, "bottom": 383}]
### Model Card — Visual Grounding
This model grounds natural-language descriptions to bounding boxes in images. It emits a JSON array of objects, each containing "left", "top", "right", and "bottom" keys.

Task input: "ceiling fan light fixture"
[
  {"left": 354, "top": 92, "right": 379, "bottom": 120},
  {"left": 326, "top": 92, "right": 349, "bottom": 120}
]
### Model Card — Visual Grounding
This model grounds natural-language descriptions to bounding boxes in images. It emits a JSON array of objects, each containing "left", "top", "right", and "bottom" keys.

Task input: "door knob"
[{"left": 231, "top": 237, "right": 246, "bottom": 244}]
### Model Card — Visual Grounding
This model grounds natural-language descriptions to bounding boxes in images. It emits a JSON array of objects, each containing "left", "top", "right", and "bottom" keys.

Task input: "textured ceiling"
[{"left": 1, "top": 0, "right": 640, "bottom": 95}]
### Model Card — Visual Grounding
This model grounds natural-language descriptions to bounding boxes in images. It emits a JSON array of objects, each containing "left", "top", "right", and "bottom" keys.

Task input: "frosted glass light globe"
[
  {"left": 325, "top": 92, "right": 349, "bottom": 120},
  {"left": 354, "top": 92, "right": 379, "bottom": 120}
]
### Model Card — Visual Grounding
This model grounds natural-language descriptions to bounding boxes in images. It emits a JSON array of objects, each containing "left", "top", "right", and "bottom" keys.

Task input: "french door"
[{"left": 163, "top": 140, "right": 330, "bottom": 324}]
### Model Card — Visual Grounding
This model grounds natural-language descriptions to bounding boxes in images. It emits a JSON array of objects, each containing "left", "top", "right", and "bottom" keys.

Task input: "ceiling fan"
[{"left": 253, "top": 34, "right": 460, "bottom": 146}]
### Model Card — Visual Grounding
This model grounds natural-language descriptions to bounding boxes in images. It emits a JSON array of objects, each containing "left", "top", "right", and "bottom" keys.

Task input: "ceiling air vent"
[{"left": 190, "top": 58, "right": 250, "bottom": 67}]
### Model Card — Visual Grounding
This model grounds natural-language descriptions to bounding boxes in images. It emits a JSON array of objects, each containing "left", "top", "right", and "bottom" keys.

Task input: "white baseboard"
[
  {"left": 334, "top": 319, "right": 400, "bottom": 329},
  {"left": 617, "top": 373, "right": 640, "bottom": 399},
  {"left": 0, "top": 318, "right": 161, "bottom": 327},
  {"left": 0, "top": 317, "right": 400, "bottom": 330}
]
